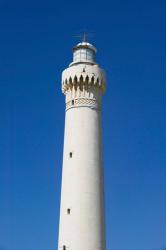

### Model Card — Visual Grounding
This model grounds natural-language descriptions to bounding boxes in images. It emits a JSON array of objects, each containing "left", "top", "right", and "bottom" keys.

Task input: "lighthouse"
[{"left": 58, "top": 40, "right": 106, "bottom": 250}]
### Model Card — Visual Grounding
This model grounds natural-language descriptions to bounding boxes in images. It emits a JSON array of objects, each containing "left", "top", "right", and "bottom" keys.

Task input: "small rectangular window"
[
  {"left": 69, "top": 152, "right": 72, "bottom": 158},
  {"left": 63, "top": 246, "right": 66, "bottom": 250},
  {"left": 72, "top": 100, "right": 74, "bottom": 105},
  {"left": 67, "top": 208, "right": 71, "bottom": 214}
]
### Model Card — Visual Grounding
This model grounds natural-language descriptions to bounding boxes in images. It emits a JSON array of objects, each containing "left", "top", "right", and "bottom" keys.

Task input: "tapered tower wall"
[{"left": 58, "top": 42, "right": 106, "bottom": 250}]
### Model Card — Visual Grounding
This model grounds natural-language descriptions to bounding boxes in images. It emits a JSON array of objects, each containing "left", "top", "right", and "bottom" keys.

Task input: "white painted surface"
[
  {"left": 58, "top": 42, "right": 106, "bottom": 250},
  {"left": 62, "top": 63, "right": 105, "bottom": 93}
]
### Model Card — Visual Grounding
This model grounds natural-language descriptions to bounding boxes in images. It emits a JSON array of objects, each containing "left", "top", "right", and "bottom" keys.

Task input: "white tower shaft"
[{"left": 58, "top": 42, "right": 106, "bottom": 250}]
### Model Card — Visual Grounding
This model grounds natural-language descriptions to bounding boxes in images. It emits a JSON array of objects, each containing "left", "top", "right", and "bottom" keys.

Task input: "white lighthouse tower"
[{"left": 58, "top": 40, "right": 106, "bottom": 250}]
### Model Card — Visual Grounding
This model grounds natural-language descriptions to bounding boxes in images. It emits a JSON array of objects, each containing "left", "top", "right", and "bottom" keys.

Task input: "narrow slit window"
[
  {"left": 72, "top": 100, "right": 74, "bottom": 105},
  {"left": 67, "top": 208, "right": 71, "bottom": 214},
  {"left": 69, "top": 152, "right": 72, "bottom": 158}
]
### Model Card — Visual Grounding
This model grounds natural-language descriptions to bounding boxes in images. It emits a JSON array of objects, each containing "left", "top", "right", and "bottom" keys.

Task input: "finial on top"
[
  {"left": 73, "top": 31, "right": 94, "bottom": 43},
  {"left": 82, "top": 32, "right": 88, "bottom": 42}
]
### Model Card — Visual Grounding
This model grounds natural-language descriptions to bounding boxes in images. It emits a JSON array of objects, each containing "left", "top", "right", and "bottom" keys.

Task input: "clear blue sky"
[{"left": 0, "top": 0, "right": 166, "bottom": 250}]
